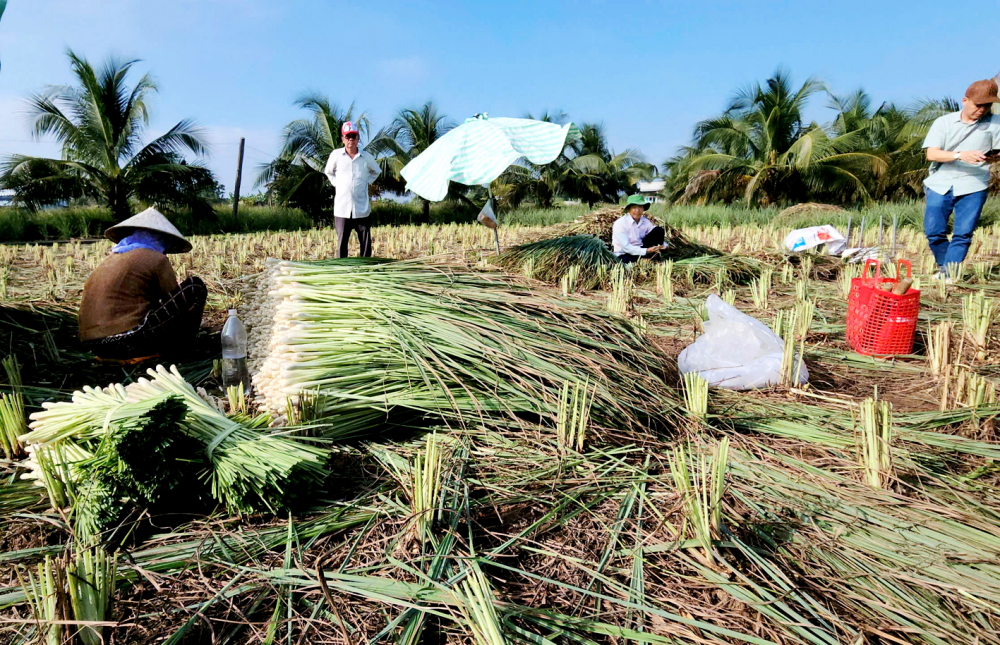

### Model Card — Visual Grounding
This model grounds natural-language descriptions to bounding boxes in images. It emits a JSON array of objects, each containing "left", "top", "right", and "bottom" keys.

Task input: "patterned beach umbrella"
[{"left": 400, "top": 114, "right": 579, "bottom": 202}]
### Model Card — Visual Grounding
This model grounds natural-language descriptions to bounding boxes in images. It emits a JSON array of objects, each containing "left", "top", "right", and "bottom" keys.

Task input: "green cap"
[{"left": 623, "top": 194, "right": 650, "bottom": 212}]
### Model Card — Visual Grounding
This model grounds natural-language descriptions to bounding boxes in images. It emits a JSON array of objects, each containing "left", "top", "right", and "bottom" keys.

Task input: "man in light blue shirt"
[
  {"left": 612, "top": 195, "right": 666, "bottom": 263},
  {"left": 922, "top": 79, "right": 1000, "bottom": 276}
]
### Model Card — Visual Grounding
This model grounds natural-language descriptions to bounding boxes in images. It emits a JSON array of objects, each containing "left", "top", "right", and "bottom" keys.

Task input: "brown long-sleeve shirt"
[{"left": 78, "top": 248, "right": 180, "bottom": 341}]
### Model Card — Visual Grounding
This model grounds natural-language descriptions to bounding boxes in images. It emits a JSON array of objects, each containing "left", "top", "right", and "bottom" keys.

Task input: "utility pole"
[{"left": 232, "top": 137, "right": 245, "bottom": 219}]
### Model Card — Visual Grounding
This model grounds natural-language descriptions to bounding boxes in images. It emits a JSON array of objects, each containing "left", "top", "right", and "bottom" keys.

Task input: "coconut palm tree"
[
  {"left": 255, "top": 94, "right": 368, "bottom": 219},
  {"left": 0, "top": 51, "right": 211, "bottom": 221},
  {"left": 562, "top": 122, "right": 655, "bottom": 205},
  {"left": 684, "top": 69, "right": 885, "bottom": 205},
  {"left": 367, "top": 102, "right": 454, "bottom": 223}
]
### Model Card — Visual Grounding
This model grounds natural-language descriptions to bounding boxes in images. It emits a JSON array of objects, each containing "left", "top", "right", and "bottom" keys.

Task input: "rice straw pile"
[{"left": 245, "top": 258, "right": 678, "bottom": 434}]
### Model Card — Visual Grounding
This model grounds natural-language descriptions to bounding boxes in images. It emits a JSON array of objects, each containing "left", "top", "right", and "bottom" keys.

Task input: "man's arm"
[
  {"left": 926, "top": 148, "right": 986, "bottom": 164},
  {"left": 612, "top": 221, "right": 648, "bottom": 256},
  {"left": 366, "top": 153, "right": 381, "bottom": 184},
  {"left": 323, "top": 152, "right": 337, "bottom": 185}
]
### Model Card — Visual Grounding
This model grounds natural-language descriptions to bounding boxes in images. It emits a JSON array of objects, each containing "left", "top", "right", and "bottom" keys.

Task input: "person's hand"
[
  {"left": 646, "top": 245, "right": 663, "bottom": 255},
  {"left": 957, "top": 150, "right": 987, "bottom": 164}
]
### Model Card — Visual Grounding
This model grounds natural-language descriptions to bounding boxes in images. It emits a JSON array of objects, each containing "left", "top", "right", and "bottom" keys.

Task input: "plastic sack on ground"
[
  {"left": 784, "top": 225, "right": 846, "bottom": 255},
  {"left": 678, "top": 295, "right": 808, "bottom": 390}
]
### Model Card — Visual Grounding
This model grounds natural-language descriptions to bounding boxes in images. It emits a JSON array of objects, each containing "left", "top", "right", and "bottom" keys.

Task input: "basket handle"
[
  {"left": 896, "top": 259, "right": 912, "bottom": 278},
  {"left": 863, "top": 259, "right": 881, "bottom": 280}
]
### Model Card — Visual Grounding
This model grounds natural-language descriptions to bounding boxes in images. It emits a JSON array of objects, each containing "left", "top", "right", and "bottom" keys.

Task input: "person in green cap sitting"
[{"left": 612, "top": 194, "right": 667, "bottom": 263}]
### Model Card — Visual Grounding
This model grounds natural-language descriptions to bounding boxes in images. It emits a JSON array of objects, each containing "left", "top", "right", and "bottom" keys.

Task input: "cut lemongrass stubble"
[
  {"left": 858, "top": 396, "right": 893, "bottom": 489},
  {"left": 682, "top": 371, "right": 709, "bottom": 420}
]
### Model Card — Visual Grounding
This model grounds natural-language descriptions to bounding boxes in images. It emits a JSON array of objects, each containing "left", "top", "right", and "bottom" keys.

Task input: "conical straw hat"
[{"left": 104, "top": 207, "right": 192, "bottom": 253}]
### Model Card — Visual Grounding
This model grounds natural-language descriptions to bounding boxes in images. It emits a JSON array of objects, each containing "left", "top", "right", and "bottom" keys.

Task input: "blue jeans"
[{"left": 924, "top": 188, "right": 988, "bottom": 270}]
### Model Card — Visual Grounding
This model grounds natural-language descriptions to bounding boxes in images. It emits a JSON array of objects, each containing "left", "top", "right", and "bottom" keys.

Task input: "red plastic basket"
[{"left": 846, "top": 259, "right": 921, "bottom": 356}]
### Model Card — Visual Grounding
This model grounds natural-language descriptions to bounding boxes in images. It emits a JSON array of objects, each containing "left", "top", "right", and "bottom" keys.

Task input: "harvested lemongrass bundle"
[
  {"left": 497, "top": 235, "right": 615, "bottom": 290},
  {"left": 25, "top": 367, "right": 330, "bottom": 514},
  {"left": 247, "top": 259, "right": 678, "bottom": 435},
  {"left": 126, "top": 365, "right": 330, "bottom": 512}
]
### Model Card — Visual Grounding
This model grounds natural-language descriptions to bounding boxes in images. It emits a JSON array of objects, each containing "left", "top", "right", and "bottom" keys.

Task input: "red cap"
[{"left": 341, "top": 121, "right": 359, "bottom": 136}]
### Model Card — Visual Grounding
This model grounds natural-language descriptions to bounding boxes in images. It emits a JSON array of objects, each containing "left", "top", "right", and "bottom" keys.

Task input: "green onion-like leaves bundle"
[
  {"left": 24, "top": 366, "right": 331, "bottom": 517},
  {"left": 247, "top": 259, "right": 679, "bottom": 435}
]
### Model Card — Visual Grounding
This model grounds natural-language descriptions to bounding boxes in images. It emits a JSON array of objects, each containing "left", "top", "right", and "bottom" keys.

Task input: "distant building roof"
[{"left": 636, "top": 178, "right": 665, "bottom": 193}]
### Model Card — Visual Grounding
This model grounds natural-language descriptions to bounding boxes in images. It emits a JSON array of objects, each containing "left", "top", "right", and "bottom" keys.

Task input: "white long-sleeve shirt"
[
  {"left": 323, "top": 148, "right": 381, "bottom": 219},
  {"left": 611, "top": 213, "right": 654, "bottom": 256}
]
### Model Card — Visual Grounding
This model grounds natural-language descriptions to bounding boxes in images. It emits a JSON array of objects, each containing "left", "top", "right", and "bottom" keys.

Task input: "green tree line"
[{"left": 2, "top": 53, "right": 995, "bottom": 224}]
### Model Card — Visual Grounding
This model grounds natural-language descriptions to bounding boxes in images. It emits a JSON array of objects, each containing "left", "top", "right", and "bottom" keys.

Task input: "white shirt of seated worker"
[
  {"left": 324, "top": 148, "right": 382, "bottom": 219},
  {"left": 612, "top": 213, "right": 655, "bottom": 256}
]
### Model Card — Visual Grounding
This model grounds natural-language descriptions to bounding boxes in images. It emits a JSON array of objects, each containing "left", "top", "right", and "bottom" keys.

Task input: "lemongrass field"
[{"left": 2, "top": 207, "right": 1000, "bottom": 644}]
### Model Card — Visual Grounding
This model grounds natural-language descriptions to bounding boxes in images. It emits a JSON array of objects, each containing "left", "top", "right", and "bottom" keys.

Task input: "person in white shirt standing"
[
  {"left": 324, "top": 121, "right": 382, "bottom": 258},
  {"left": 611, "top": 194, "right": 667, "bottom": 263}
]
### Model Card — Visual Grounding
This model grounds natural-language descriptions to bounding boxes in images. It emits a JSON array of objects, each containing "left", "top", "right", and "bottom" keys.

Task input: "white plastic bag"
[
  {"left": 678, "top": 295, "right": 808, "bottom": 390},
  {"left": 783, "top": 225, "right": 846, "bottom": 255}
]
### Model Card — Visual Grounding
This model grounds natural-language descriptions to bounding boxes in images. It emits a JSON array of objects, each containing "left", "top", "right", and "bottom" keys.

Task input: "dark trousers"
[
  {"left": 617, "top": 226, "right": 666, "bottom": 264},
  {"left": 83, "top": 276, "right": 207, "bottom": 360},
  {"left": 335, "top": 216, "right": 372, "bottom": 258},
  {"left": 924, "top": 188, "right": 988, "bottom": 270}
]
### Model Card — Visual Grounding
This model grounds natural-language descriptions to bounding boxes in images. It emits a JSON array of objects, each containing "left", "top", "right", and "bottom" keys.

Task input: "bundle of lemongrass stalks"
[
  {"left": 496, "top": 235, "right": 614, "bottom": 289},
  {"left": 22, "top": 365, "right": 330, "bottom": 516},
  {"left": 551, "top": 205, "right": 725, "bottom": 260},
  {"left": 246, "top": 258, "right": 677, "bottom": 433}
]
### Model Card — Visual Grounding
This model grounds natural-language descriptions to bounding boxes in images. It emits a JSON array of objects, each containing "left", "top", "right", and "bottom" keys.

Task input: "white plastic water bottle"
[{"left": 221, "top": 309, "right": 250, "bottom": 390}]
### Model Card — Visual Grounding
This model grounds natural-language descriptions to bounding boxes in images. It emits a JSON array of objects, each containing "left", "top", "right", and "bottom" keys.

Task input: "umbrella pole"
[{"left": 489, "top": 187, "right": 501, "bottom": 255}]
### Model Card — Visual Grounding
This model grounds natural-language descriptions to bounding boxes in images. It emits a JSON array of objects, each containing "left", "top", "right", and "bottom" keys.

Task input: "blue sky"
[{"left": 1, "top": 0, "right": 998, "bottom": 193}]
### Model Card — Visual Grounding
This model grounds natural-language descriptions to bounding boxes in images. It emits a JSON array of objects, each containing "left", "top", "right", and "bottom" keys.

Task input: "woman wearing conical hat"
[{"left": 78, "top": 208, "right": 207, "bottom": 360}]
